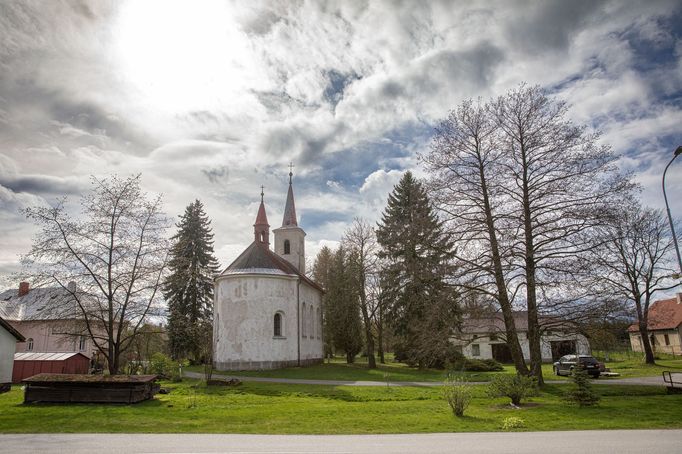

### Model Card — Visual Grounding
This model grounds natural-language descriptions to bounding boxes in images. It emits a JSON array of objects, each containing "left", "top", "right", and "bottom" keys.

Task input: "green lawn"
[
  {"left": 1, "top": 379, "right": 681, "bottom": 433},
  {"left": 186, "top": 352, "right": 682, "bottom": 383}
]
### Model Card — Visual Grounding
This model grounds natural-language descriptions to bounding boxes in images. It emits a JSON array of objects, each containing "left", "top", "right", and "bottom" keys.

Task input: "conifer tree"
[
  {"left": 312, "top": 245, "right": 335, "bottom": 358},
  {"left": 164, "top": 200, "right": 220, "bottom": 362},
  {"left": 326, "top": 246, "right": 364, "bottom": 363},
  {"left": 376, "top": 171, "right": 459, "bottom": 368}
]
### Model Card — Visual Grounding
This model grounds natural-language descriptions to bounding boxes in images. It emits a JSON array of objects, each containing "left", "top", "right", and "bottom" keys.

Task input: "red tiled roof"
[{"left": 628, "top": 295, "right": 682, "bottom": 332}]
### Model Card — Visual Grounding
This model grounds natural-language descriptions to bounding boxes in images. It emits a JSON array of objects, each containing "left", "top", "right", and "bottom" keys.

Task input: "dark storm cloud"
[
  {"left": 0, "top": 173, "right": 85, "bottom": 196},
  {"left": 202, "top": 166, "right": 230, "bottom": 184},
  {"left": 504, "top": 0, "right": 603, "bottom": 53}
]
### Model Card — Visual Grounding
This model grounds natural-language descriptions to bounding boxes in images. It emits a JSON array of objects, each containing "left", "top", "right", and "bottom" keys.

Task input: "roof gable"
[
  {"left": 0, "top": 316, "right": 25, "bottom": 341},
  {"left": 629, "top": 296, "right": 682, "bottom": 332}
]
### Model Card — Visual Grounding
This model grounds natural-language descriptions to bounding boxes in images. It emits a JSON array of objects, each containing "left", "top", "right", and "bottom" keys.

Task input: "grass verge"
[{"left": 1, "top": 379, "right": 680, "bottom": 434}]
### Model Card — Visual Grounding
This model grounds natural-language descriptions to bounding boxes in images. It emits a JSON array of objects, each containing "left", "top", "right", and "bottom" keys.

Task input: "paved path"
[
  {"left": 1, "top": 430, "right": 680, "bottom": 453},
  {"left": 185, "top": 371, "right": 670, "bottom": 387}
]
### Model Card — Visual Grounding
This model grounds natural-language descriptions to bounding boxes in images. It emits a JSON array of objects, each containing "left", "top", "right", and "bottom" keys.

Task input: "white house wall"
[
  {"left": 0, "top": 326, "right": 17, "bottom": 384},
  {"left": 458, "top": 333, "right": 591, "bottom": 362}
]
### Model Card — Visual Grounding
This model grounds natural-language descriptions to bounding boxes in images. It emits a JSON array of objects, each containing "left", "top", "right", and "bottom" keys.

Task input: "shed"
[
  {"left": 1, "top": 316, "right": 25, "bottom": 391},
  {"left": 12, "top": 352, "right": 89, "bottom": 383}
]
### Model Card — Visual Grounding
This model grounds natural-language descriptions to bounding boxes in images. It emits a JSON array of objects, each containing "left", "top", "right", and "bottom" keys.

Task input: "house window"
[
  {"left": 284, "top": 240, "right": 291, "bottom": 255},
  {"left": 274, "top": 312, "right": 283, "bottom": 337},
  {"left": 664, "top": 334, "right": 670, "bottom": 346},
  {"left": 79, "top": 336, "right": 87, "bottom": 351},
  {"left": 27, "top": 338, "right": 34, "bottom": 351},
  {"left": 471, "top": 344, "right": 480, "bottom": 356}
]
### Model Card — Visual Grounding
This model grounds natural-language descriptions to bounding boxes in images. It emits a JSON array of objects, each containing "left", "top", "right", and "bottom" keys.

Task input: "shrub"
[
  {"left": 502, "top": 416, "right": 525, "bottom": 431},
  {"left": 395, "top": 342, "right": 464, "bottom": 370},
  {"left": 442, "top": 376, "right": 473, "bottom": 417},
  {"left": 486, "top": 374, "right": 538, "bottom": 406},
  {"left": 449, "top": 357, "right": 504, "bottom": 372},
  {"left": 564, "top": 368, "right": 600, "bottom": 406},
  {"left": 150, "top": 353, "right": 181, "bottom": 381}
]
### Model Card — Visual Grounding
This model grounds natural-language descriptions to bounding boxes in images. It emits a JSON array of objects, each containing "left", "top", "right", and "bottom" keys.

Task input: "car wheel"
[{"left": 554, "top": 367, "right": 560, "bottom": 376}]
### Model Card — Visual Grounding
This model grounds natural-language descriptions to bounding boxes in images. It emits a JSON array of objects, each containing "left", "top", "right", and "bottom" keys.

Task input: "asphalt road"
[{"left": 1, "top": 430, "right": 680, "bottom": 454}]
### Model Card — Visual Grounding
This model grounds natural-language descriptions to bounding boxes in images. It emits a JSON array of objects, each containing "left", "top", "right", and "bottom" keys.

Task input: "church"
[{"left": 213, "top": 170, "right": 324, "bottom": 370}]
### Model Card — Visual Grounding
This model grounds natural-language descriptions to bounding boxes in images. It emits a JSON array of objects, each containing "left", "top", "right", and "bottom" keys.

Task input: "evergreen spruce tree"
[
  {"left": 326, "top": 246, "right": 364, "bottom": 363},
  {"left": 376, "top": 171, "right": 459, "bottom": 368},
  {"left": 312, "top": 245, "right": 335, "bottom": 358},
  {"left": 164, "top": 200, "right": 220, "bottom": 362}
]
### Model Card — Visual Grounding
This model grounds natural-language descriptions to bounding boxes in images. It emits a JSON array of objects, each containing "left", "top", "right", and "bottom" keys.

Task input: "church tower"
[
  {"left": 273, "top": 167, "right": 306, "bottom": 272},
  {"left": 254, "top": 187, "right": 270, "bottom": 246}
]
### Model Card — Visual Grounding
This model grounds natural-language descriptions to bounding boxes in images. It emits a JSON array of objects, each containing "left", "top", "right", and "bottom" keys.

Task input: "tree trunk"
[
  {"left": 638, "top": 322, "right": 656, "bottom": 364},
  {"left": 346, "top": 351, "right": 355, "bottom": 364},
  {"left": 479, "top": 157, "right": 529, "bottom": 376},
  {"left": 521, "top": 145, "right": 544, "bottom": 386},
  {"left": 377, "top": 306, "right": 385, "bottom": 364}
]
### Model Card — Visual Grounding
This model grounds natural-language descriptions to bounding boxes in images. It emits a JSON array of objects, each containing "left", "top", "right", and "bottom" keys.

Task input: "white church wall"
[
  {"left": 214, "top": 274, "right": 301, "bottom": 370},
  {"left": 299, "top": 282, "right": 324, "bottom": 362},
  {"left": 273, "top": 226, "right": 306, "bottom": 273}
]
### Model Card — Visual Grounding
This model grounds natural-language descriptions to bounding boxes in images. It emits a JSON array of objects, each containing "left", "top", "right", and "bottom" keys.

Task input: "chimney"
[
  {"left": 677, "top": 293, "right": 682, "bottom": 305},
  {"left": 18, "top": 282, "right": 29, "bottom": 297}
]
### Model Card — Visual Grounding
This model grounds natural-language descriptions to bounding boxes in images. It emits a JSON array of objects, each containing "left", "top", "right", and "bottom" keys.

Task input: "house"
[
  {"left": 0, "top": 282, "right": 102, "bottom": 358},
  {"left": 628, "top": 293, "right": 682, "bottom": 355},
  {"left": 0, "top": 316, "right": 25, "bottom": 392},
  {"left": 451, "top": 311, "right": 591, "bottom": 363},
  {"left": 213, "top": 171, "right": 324, "bottom": 370}
]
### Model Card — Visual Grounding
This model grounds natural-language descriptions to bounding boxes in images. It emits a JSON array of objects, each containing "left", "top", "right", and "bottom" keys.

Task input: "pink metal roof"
[{"left": 14, "top": 352, "right": 88, "bottom": 361}]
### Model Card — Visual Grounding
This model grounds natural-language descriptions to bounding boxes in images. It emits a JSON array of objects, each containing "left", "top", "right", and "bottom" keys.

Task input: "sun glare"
[{"left": 114, "top": 0, "right": 260, "bottom": 114}]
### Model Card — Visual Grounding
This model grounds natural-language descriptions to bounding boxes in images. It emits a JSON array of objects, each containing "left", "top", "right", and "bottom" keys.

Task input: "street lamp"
[{"left": 662, "top": 146, "right": 682, "bottom": 279}]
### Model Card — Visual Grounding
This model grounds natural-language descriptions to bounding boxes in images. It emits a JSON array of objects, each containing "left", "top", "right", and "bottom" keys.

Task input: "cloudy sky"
[{"left": 1, "top": 0, "right": 681, "bottom": 277}]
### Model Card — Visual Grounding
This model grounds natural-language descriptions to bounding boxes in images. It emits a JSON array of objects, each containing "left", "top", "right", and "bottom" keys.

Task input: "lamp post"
[{"left": 662, "top": 146, "right": 682, "bottom": 279}]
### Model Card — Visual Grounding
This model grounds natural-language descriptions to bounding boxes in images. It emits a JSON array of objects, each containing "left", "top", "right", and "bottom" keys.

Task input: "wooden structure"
[
  {"left": 22, "top": 374, "right": 160, "bottom": 404},
  {"left": 12, "top": 352, "right": 89, "bottom": 383}
]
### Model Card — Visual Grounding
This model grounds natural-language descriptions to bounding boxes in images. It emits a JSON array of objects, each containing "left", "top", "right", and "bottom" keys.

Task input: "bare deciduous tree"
[
  {"left": 492, "top": 85, "right": 629, "bottom": 384},
  {"left": 423, "top": 98, "right": 529, "bottom": 376},
  {"left": 587, "top": 204, "right": 679, "bottom": 364},
  {"left": 343, "top": 218, "right": 380, "bottom": 369},
  {"left": 22, "top": 174, "right": 170, "bottom": 374}
]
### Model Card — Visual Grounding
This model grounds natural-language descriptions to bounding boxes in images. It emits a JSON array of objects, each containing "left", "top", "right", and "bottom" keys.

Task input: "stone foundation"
[{"left": 215, "top": 357, "right": 323, "bottom": 371}]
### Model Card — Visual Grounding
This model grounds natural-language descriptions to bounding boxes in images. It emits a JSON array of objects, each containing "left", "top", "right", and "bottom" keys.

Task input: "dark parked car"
[{"left": 553, "top": 355, "right": 601, "bottom": 378}]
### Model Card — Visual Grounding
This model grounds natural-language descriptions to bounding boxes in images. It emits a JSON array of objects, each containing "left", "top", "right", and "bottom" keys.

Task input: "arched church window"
[
  {"left": 284, "top": 239, "right": 290, "bottom": 254},
  {"left": 317, "top": 308, "right": 321, "bottom": 339},
  {"left": 310, "top": 305, "right": 314, "bottom": 338},
  {"left": 27, "top": 338, "right": 34, "bottom": 351},
  {"left": 260, "top": 231, "right": 266, "bottom": 243},
  {"left": 274, "top": 312, "right": 283, "bottom": 337},
  {"left": 302, "top": 303, "right": 307, "bottom": 337}
]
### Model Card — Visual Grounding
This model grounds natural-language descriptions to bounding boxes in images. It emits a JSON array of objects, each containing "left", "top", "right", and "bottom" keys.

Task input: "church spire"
[
  {"left": 254, "top": 185, "right": 270, "bottom": 245},
  {"left": 282, "top": 163, "right": 298, "bottom": 227}
]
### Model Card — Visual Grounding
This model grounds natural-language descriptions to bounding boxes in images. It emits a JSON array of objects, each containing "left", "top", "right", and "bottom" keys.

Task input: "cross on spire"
[
  {"left": 288, "top": 162, "right": 294, "bottom": 184},
  {"left": 260, "top": 185, "right": 265, "bottom": 202}
]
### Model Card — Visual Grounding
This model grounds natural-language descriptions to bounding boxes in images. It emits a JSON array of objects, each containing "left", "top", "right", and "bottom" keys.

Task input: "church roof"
[
  {"left": 254, "top": 200, "right": 269, "bottom": 227},
  {"left": 281, "top": 176, "right": 298, "bottom": 227},
  {"left": 220, "top": 242, "right": 323, "bottom": 292}
]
